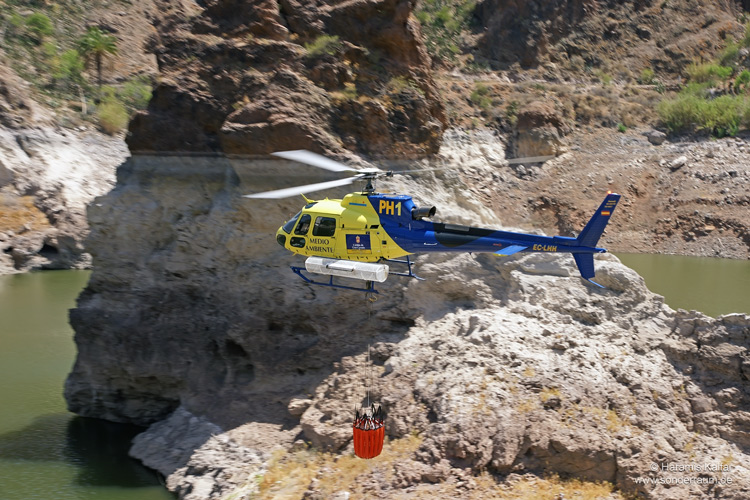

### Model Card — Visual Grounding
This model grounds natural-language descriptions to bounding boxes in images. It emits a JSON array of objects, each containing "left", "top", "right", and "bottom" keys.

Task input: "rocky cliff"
[
  {"left": 0, "top": 64, "right": 127, "bottom": 273},
  {"left": 66, "top": 132, "right": 750, "bottom": 499},
  {"left": 127, "top": 0, "right": 445, "bottom": 158},
  {"left": 474, "top": 0, "right": 744, "bottom": 76}
]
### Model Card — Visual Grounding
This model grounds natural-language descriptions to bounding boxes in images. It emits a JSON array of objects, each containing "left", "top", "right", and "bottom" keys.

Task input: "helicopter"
[{"left": 244, "top": 150, "right": 621, "bottom": 293}]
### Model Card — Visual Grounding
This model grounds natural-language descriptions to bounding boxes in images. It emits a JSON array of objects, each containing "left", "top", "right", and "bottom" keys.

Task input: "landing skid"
[
  {"left": 382, "top": 255, "right": 425, "bottom": 281},
  {"left": 290, "top": 255, "right": 423, "bottom": 294},
  {"left": 291, "top": 266, "right": 379, "bottom": 294}
]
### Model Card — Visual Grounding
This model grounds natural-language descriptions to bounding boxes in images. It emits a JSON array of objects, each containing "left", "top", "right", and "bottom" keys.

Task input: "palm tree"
[{"left": 78, "top": 26, "right": 118, "bottom": 89}]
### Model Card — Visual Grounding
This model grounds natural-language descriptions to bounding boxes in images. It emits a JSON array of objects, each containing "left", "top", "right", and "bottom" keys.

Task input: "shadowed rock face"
[
  {"left": 127, "top": 0, "right": 444, "bottom": 158},
  {"left": 67, "top": 137, "right": 750, "bottom": 499},
  {"left": 63, "top": 154, "right": 412, "bottom": 429}
]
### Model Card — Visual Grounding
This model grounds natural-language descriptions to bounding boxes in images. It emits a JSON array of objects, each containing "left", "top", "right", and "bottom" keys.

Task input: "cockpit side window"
[
  {"left": 282, "top": 211, "right": 301, "bottom": 234},
  {"left": 313, "top": 217, "right": 337, "bottom": 237},
  {"left": 294, "top": 214, "right": 312, "bottom": 235}
]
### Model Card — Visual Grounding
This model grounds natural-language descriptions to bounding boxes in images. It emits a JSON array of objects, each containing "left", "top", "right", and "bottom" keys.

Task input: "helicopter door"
[
  {"left": 291, "top": 214, "right": 311, "bottom": 248},
  {"left": 310, "top": 216, "right": 337, "bottom": 256}
]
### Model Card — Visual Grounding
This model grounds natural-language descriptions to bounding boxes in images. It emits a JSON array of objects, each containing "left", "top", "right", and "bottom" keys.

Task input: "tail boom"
[
  {"left": 384, "top": 192, "right": 621, "bottom": 284},
  {"left": 504, "top": 193, "right": 620, "bottom": 285}
]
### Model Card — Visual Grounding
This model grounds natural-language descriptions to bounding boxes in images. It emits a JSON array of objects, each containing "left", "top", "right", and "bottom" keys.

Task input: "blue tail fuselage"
[{"left": 370, "top": 193, "right": 621, "bottom": 285}]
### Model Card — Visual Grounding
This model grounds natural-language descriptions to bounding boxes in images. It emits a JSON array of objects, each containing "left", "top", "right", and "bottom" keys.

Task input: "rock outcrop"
[
  {"left": 127, "top": 0, "right": 445, "bottom": 158},
  {"left": 0, "top": 61, "right": 128, "bottom": 274},
  {"left": 65, "top": 132, "right": 750, "bottom": 499},
  {"left": 474, "top": 0, "right": 744, "bottom": 76},
  {"left": 0, "top": 126, "right": 126, "bottom": 273},
  {"left": 130, "top": 406, "right": 266, "bottom": 500},
  {"left": 510, "top": 100, "right": 568, "bottom": 158}
]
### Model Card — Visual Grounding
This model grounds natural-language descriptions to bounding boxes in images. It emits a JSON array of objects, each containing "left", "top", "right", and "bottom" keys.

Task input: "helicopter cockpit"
[
  {"left": 278, "top": 208, "right": 341, "bottom": 250},
  {"left": 281, "top": 211, "right": 301, "bottom": 234}
]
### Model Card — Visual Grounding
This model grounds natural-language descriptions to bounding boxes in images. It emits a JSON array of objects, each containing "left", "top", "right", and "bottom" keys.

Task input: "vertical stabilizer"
[
  {"left": 576, "top": 193, "right": 621, "bottom": 248},
  {"left": 574, "top": 193, "right": 621, "bottom": 287}
]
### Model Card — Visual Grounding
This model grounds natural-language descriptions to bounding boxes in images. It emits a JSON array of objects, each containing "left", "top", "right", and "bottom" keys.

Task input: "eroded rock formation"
[
  {"left": 127, "top": 0, "right": 445, "bottom": 158},
  {"left": 0, "top": 124, "right": 126, "bottom": 273}
]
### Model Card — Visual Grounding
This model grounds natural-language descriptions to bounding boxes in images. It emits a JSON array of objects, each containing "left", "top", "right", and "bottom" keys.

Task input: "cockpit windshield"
[{"left": 282, "top": 211, "right": 301, "bottom": 234}]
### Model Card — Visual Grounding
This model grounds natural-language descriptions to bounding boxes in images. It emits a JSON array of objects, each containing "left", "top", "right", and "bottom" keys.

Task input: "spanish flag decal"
[{"left": 601, "top": 211, "right": 611, "bottom": 216}]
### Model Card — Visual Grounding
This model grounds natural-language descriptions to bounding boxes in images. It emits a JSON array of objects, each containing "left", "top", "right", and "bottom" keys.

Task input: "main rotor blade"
[
  {"left": 390, "top": 167, "right": 451, "bottom": 175},
  {"left": 506, "top": 155, "right": 555, "bottom": 164},
  {"left": 243, "top": 175, "right": 362, "bottom": 199},
  {"left": 272, "top": 150, "right": 356, "bottom": 173}
]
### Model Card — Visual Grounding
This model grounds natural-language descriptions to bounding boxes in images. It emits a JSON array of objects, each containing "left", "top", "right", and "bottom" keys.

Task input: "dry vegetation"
[
  {"left": 257, "top": 433, "right": 423, "bottom": 499},
  {"left": 468, "top": 473, "right": 621, "bottom": 500},
  {"left": 0, "top": 191, "right": 50, "bottom": 233},
  {"left": 242, "top": 432, "right": 627, "bottom": 500},
  {"left": 438, "top": 75, "right": 664, "bottom": 133}
]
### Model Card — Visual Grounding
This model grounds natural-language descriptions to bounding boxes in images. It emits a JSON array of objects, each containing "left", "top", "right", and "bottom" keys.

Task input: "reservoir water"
[
  {"left": 0, "top": 256, "right": 747, "bottom": 499},
  {"left": 617, "top": 253, "right": 750, "bottom": 318},
  {"left": 0, "top": 271, "right": 174, "bottom": 500}
]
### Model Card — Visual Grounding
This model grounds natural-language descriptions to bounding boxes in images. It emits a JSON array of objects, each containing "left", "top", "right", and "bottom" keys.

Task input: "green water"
[
  {"left": 617, "top": 253, "right": 750, "bottom": 317},
  {"left": 0, "top": 271, "right": 174, "bottom": 500}
]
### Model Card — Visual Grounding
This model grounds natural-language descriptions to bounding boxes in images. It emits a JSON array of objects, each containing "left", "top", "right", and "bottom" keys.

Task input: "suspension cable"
[{"left": 365, "top": 292, "right": 374, "bottom": 411}]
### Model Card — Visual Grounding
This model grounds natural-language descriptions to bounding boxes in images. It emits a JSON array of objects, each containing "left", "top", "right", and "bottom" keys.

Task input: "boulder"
[
  {"left": 669, "top": 155, "right": 687, "bottom": 171},
  {"left": 646, "top": 129, "right": 667, "bottom": 146}
]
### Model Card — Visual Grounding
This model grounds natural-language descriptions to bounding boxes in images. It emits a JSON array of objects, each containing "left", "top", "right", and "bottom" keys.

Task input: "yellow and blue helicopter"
[{"left": 245, "top": 150, "right": 621, "bottom": 293}]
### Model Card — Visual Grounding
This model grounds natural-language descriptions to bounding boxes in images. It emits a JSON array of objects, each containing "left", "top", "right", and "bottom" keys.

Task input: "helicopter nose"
[{"left": 276, "top": 229, "right": 286, "bottom": 247}]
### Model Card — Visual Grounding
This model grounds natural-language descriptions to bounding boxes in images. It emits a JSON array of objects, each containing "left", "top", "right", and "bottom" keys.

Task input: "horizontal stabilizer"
[{"left": 495, "top": 245, "right": 527, "bottom": 256}]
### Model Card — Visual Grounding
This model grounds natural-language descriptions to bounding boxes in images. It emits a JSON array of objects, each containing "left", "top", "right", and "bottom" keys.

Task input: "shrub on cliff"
[
  {"left": 93, "top": 77, "right": 152, "bottom": 134},
  {"left": 120, "top": 76, "right": 152, "bottom": 111},
  {"left": 658, "top": 90, "right": 745, "bottom": 137},
  {"left": 415, "top": 0, "right": 476, "bottom": 61},
  {"left": 24, "top": 13, "right": 54, "bottom": 44},
  {"left": 96, "top": 97, "right": 129, "bottom": 135},
  {"left": 638, "top": 67, "right": 656, "bottom": 85},
  {"left": 52, "top": 49, "right": 85, "bottom": 92},
  {"left": 304, "top": 35, "right": 341, "bottom": 57},
  {"left": 686, "top": 62, "right": 733, "bottom": 85},
  {"left": 658, "top": 29, "right": 750, "bottom": 137},
  {"left": 470, "top": 82, "right": 492, "bottom": 110},
  {"left": 735, "top": 69, "right": 750, "bottom": 92}
]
